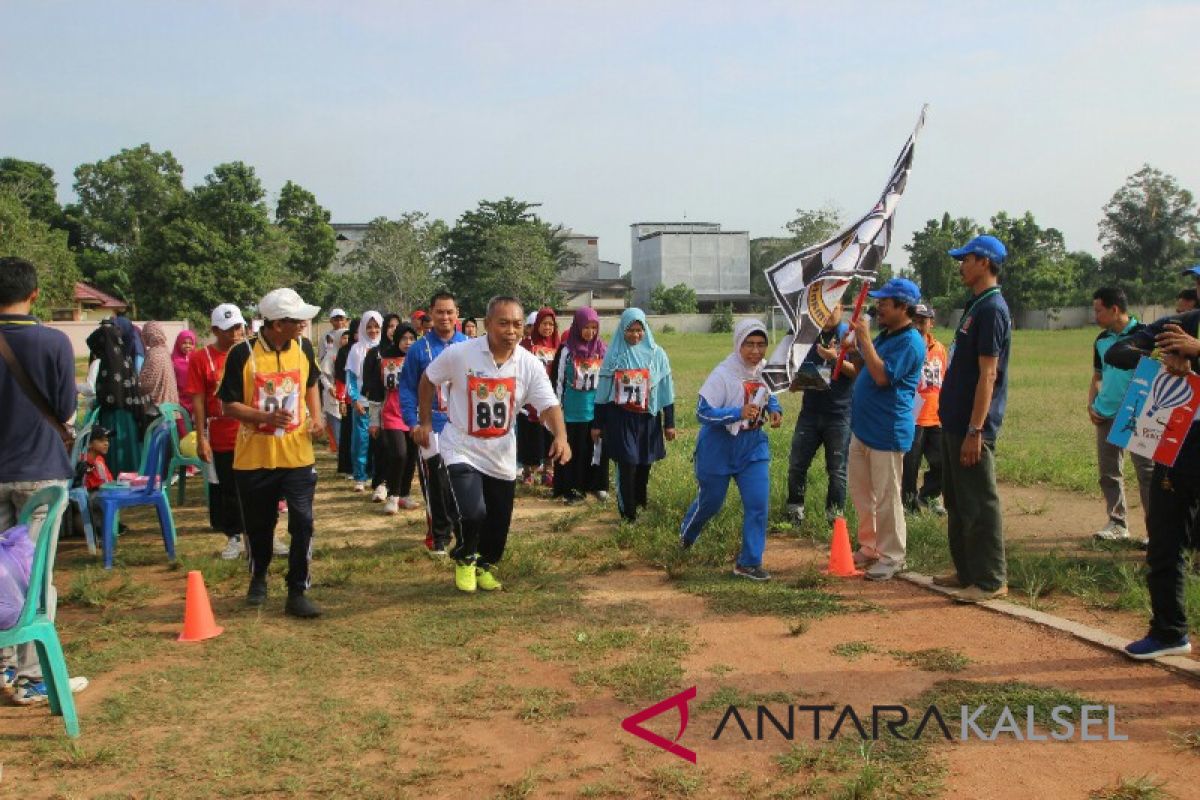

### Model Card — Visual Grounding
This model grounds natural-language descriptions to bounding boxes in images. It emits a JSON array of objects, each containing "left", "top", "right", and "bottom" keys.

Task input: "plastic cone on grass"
[
  {"left": 822, "top": 517, "right": 863, "bottom": 577},
  {"left": 178, "top": 570, "right": 224, "bottom": 642}
]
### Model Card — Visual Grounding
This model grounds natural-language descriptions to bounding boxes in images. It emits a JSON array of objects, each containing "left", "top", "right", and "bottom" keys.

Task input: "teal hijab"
[{"left": 596, "top": 308, "right": 675, "bottom": 415}]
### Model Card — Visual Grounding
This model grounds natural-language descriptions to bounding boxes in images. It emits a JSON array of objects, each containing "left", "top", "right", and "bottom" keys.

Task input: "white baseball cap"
[
  {"left": 210, "top": 303, "right": 247, "bottom": 330},
  {"left": 258, "top": 288, "right": 321, "bottom": 321},
  {"left": 526, "top": 311, "right": 538, "bottom": 326},
  {"left": 329, "top": 308, "right": 348, "bottom": 319}
]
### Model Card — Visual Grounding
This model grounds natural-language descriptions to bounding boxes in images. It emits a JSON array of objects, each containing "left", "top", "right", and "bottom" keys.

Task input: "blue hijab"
[{"left": 596, "top": 308, "right": 674, "bottom": 415}]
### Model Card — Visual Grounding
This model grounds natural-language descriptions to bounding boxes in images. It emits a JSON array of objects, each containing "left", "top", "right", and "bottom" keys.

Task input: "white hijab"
[
  {"left": 698, "top": 318, "right": 769, "bottom": 436},
  {"left": 347, "top": 310, "right": 382, "bottom": 379}
]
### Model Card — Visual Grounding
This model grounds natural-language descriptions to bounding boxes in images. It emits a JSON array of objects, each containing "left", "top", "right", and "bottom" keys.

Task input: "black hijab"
[{"left": 334, "top": 317, "right": 359, "bottom": 384}]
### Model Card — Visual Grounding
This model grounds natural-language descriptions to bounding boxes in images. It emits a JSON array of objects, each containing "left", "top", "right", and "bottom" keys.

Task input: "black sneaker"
[
  {"left": 246, "top": 577, "right": 268, "bottom": 607},
  {"left": 733, "top": 564, "right": 771, "bottom": 582},
  {"left": 285, "top": 592, "right": 322, "bottom": 618}
]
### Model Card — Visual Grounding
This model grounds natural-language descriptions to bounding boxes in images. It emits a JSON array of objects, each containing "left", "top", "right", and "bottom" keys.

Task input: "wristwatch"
[{"left": 967, "top": 425, "right": 982, "bottom": 437}]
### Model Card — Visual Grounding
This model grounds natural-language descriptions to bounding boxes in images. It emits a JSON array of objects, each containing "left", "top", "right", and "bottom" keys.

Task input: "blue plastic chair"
[
  {"left": 97, "top": 424, "right": 177, "bottom": 570},
  {"left": 0, "top": 485, "right": 81, "bottom": 737},
  {"left": 67, "top": 425, "right": 98, "bottom": 556}
]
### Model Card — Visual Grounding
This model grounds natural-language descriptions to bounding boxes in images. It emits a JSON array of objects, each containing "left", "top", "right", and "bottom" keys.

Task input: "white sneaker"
[
  {"left": 397, "top": 496, "right": 421, "bottom": 510},
  {"left": 353, "top": 482, "right": 367, "bottom": 493},
  {"left": 1093, "top": 521, "right": 1131, "bottom": 541},
  {"left": 273, "top": 537, "right": 289, "bottom": 556},
  {"left": 594, "top": 491, "right": 609, "bottom": 502},
  {"left": 383, "top": 496, "right": 400, "bottom": 515},
  {"left": 372, "top": 484, "right": 388, "bottom": 503},
  {"left": 220, "top": 536, "right": 243, "bottom": 560}
]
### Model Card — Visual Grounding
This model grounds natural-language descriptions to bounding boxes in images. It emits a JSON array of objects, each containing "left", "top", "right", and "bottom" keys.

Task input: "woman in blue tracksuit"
[
  {"left": 680, "top": 319, "right": 783, "bottom": 581},
  {"left": 345, "top": 310, "right": 382, "bottom": 492}
]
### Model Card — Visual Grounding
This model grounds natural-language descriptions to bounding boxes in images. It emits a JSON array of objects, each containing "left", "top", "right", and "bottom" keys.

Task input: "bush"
[
  {"left": 710, "top": 303, "right": 733, "bottom": 333},
  {"left": 661, "top": 324, "right": 676, "bottom": 334},
  {"left": 650, "top": 283, "right": 698, "bottom": 314}
]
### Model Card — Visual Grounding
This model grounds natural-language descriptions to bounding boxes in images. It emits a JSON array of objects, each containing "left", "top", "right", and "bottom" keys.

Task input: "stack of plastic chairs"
[
  {"left": 0, "top": 486, "right": 81, "bottom": 736},
  {"left": 97, "top": 423, "right": 177, "bottom": 570}
]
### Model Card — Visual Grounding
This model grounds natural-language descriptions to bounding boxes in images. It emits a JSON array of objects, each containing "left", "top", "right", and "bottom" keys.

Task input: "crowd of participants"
[{"left": 0, "top": 241, "right": 1198, "bottom": 707}]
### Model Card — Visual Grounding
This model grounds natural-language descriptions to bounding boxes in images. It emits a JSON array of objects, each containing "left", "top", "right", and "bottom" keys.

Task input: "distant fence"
[
  {"left": 937, "top": 304, "right": 1174, "bottom": 331},
  {"left": 50, "top": 320, "right": 192, "bottom": 359}
]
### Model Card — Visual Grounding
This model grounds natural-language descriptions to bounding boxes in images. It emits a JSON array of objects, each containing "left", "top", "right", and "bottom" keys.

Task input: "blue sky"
[{"left": 3, "top": 1, "right": 1197, "bottom": 274}]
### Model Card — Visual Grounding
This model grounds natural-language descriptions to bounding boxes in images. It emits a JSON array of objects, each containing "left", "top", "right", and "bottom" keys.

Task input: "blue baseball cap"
[
  {"left": 948, "top": 235, "right": 1007, "bottom": 265},
  {"left": 1181, "top": 264, "right": 1200, "bottom": 278},
  {"left": 867, "top": 278, "right": 921, "bottom": 305}
]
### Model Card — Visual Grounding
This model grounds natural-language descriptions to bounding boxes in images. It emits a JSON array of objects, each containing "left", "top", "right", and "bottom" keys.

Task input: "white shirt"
[{"left": 423, "top": 337, "right": 560, "bottom": 481}]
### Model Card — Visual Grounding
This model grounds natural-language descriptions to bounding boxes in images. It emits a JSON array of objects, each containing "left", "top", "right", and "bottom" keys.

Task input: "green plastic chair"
[
  {"left": 0, "top": 485, "right": 80, "bottom": 737},
  {"left": 145, "top": 403, "right": 207, "bottom": 505}
]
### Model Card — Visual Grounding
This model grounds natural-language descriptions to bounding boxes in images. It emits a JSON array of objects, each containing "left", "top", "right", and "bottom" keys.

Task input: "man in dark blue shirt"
[
  {"left": 0, "top": 256, "right": 87, "bottom": 705},
  {"left": 785, "top": 302, "right": 857, "bottom": 525},
  {"left": 936, "top": 235, "right": 1012, "bottom": 604},
  {"left": 1105, "top": 309, "right": 1199, "bottom": 660}
]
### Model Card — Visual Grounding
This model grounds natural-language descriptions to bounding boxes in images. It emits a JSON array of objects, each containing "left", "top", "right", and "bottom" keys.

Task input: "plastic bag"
[{"left": 0, "top": 524, "right": 34, "bottom": 629}]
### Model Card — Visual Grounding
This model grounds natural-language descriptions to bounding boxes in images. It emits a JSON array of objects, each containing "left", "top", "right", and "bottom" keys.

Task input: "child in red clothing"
[{"left": 82, "top": 426, "right": 114, "bottom": 491}]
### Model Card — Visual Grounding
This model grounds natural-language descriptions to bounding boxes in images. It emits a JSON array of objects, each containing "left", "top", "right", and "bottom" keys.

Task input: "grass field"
[{"left": 8, "top": 324, "right": 1197, "bottom": 799}]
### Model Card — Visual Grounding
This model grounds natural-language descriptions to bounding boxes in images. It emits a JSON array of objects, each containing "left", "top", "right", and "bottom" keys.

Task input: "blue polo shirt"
[
  {"left": 939, "top": 288, "right": 1011, "bottom": 441},
  {"left": 850, "top": 325, "right": 925, "bottom": 451},
  {"left": 1091, "top": 317, "right": 1139, "bottom": 419}
]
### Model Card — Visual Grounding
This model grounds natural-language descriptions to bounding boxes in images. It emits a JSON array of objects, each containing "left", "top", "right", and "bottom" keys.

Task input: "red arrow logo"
[{"left": 620, "top": 686, "right": 697, "bottom": 764}]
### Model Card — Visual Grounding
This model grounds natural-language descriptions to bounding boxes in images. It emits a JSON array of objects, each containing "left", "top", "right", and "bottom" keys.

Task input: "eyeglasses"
[{"left": 741, "top": 341, "right": 769, "bottom": 350}]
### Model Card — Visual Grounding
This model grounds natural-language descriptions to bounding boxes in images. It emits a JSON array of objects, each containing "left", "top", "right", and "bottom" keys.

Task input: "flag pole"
[{"left": 832, "top": 281, "right": 871, "bottom": 380}]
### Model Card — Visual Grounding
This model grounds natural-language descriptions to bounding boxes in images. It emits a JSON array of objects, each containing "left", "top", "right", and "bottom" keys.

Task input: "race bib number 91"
[
  {"left": 614, "top": 368, "right": 651, "bottom": 414},
  {"left": 254, "top": 370, "right": 302, "bottom": 435},
  {"left": 467, "top": 375, "right": 517, "bottom": 438}
]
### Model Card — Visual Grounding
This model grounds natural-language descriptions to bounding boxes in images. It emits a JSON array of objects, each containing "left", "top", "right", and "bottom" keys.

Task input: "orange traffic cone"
[
  {"left": 178, "top": 570, "right": 224, "bottom": 642},
  {"left": 822, "top": 516, "right": 863, "bottom": 577}
]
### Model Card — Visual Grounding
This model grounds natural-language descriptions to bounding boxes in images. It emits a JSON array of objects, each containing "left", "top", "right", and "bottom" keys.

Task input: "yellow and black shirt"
[{"left": 218, "top": 334, "right": 319, "bottom": 471}]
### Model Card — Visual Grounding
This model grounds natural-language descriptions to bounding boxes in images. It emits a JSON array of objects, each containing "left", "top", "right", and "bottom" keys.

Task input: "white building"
[
  {"left": 556, "top": 229, "right": 628, "bottom": 313},
  {"left": 629, "top": 222, "right": 752, "bottom": 310}
]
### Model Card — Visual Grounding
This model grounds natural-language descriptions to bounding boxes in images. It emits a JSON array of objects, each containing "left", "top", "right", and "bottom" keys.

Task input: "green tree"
[
  {"left": 138, "top": 161, "right": 284, "bottom": 324},
  {"left": 0, "top": 158, "right": 62, "bottom": 227},
  {"left": 650, "top": 283, "right": 698, "bottom": 314},
  {"left": 750, "top": 206, "right": 843, "bottom": 300},
  {"left": 275, "top": 180, "right": 337, "bottom": 297},
  {"left": 985, "top": 211, "right": 1089, "bottom": 312},
  {"left": 335, "top": 213, "right": 446, "bottom": 313},
  {"left": 440, "top": 197, "right": 579, "bottom": 313},
  {"left": 1098, "top": 164, "right": 1199, "bottom": 302},
  {"left": 904, "top": 213, "right": 980, "bottom": 308},
  {"left": 0, "top": 190, "right": 80, "bottom": 319},
  {"left": 71, "top": 144, "right": 186, "bottom": 310},
  {"left": 475, "top": 225, "right": 562, "bottom": 312}
]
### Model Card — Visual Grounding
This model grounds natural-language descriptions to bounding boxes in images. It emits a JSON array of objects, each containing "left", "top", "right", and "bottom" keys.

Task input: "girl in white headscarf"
[
  {"left": 346, "top": 311, "right": 382, "bottom": 490},
  {"left": 679, "top": 319, "right": 783, "bottom": 581}
]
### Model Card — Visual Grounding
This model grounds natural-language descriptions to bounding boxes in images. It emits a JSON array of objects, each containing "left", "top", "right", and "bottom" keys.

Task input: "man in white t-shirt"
[{"left": 413, "top": 295, "right": 571, "bottom": 592}]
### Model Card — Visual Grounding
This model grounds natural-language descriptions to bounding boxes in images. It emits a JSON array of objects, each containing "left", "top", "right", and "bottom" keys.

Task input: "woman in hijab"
[
  {"left": 334, "top": 320, "right": 358, "bottom": 477},
  {"left": 85, "top": 319, "right": 150, "bottom": 474},
  {"left": 517, "top": 307, "right": 560, "bottom": 486},
  {"left": 550, "top": 307, "right": 608, "bottom": 503},
  {"left": 137, "top": 321, "right": 179, "bottom": 407},
  {"left": 363, "top": 322, "right": 420, "bottom": 514},
  {"left": 171, "top": 330, "right": 197, "bottom": 418},
  {"left": 591, "top": 308, "right": 676, "bottom": 522},
  {"left": 112, "top": 314, "right": 145, "bottom": 372},
  {"left": 346, "top": 311, "right": 383, "bottom": 491},
  {"left": 679, "top": 320, "right": 783, "bottom": 581}
]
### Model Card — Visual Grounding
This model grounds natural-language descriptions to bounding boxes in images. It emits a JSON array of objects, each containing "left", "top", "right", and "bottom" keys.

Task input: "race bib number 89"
[
  {"left": 254, "top": 370, "right": 302, "bottom": 435},
  {"left": 467, "top": 375, "right": 517, "bottom": 438},
  {"left": 614, "top": 368, "right": 651, "bottom": 414}
]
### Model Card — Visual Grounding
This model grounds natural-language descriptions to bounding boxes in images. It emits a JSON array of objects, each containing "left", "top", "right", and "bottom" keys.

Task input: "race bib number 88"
[
  {"left": 467, "top": 375, "right": 517, "bottom": 438},
  {"left": 254, "top": 370, "right": 302, "bottom": 435},
  {"left": 614, "top": 368, "right": 651, "bottom": 414}
]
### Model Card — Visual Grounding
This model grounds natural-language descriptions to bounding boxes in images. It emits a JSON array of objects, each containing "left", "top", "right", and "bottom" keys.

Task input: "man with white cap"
[
  {"left": 218, "top": 288, "right": 325, "bottom": 617},
  {"left": 187, "top": 303, "right": 254, "bottom": 560}
]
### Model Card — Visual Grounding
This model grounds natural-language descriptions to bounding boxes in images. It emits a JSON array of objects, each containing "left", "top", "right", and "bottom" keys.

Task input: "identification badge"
[
  {"left": 381, "top": 356, "right": 404, "bottom": 390},
  {"left": 254, "top": 370, "right": 301, "bottom": 436},
  {"left": 467, "top": 375, "right": 517, "bottom": 438},
  {"left": 614, "top": 368, "right": 651, "bottom": 413},
  {"left": 572, "top": 356, "right": 602, "bottom": 392}
]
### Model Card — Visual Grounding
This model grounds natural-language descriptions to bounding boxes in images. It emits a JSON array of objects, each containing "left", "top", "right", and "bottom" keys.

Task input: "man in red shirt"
[{"left": 188, "top": 304, "right": 250, "bottom": 560}]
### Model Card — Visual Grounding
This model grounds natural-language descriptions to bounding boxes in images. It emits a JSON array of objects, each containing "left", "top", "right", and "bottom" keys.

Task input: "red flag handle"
[{"left": 832, "top": 282, "right": 872, "bottom": 380}]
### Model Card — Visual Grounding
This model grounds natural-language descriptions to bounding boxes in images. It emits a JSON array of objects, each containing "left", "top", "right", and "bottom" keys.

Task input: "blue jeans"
[
  {"left": 786, "top": 411, "right": 850, "bottom": 512},
  {"left": 680, "top": 459, "right": 770, "bottom": 568}
]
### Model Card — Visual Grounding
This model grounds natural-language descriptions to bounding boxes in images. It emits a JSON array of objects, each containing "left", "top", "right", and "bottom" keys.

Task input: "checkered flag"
[{"left": 761, "top": 106, "right": 928, "bottom": 392}]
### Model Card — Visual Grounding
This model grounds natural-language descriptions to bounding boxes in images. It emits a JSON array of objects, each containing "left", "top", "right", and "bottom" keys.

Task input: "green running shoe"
[
  {"left": 455, "top": 562, "right": 477, "bottom": 592},
  {"left": 476, "top": 566, "right": 503, "bottom": 591}
]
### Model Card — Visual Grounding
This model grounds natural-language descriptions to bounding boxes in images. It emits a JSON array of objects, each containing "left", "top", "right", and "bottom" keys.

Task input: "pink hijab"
[{"left": 172, "top": 330, "right": 197, "bottom": 412}]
